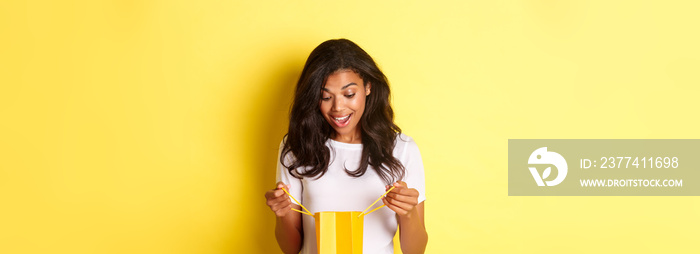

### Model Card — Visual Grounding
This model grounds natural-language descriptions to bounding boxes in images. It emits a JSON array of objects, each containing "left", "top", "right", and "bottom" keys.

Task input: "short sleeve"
[
  {"left": 401, "top": 136, "right": 426, "bottom": 204},
  {"left": 275, "top": 140, "right": 303, "bottom": 205}
]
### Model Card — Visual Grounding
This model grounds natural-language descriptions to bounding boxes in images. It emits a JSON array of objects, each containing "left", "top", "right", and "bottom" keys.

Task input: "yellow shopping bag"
[
  {"left": 314, "top": 211, "right": 364, "bottom": 254},
  {"left": 283, "top": 186, "right": 394, "bottom": 254}
]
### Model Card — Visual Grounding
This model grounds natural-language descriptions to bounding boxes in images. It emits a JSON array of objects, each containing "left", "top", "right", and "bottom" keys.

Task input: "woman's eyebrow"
[
  {"left": 341, "top": 83, "right": 358, "bottom": 89},
  {"left": 322, "top": 83, "right": 358, "bottom": 92}
]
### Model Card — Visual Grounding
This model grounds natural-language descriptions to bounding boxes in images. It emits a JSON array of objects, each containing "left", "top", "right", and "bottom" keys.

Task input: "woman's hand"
[
  {"left": 382, "top": 181, "right": 420, "bottom": 217},
  {"left": 266, "top": 182, "right": 304, "bottom": 253},
  {"left": 383, "top": 181, "right": 428, "bottom": 254},
  {"left": 265, "top": 181, "right": 293, "bottom": 217}
]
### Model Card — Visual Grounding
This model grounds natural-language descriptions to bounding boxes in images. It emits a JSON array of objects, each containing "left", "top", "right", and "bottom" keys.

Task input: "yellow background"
[{"left": 1, "top": 0, "right": 699, "bottom": 253}]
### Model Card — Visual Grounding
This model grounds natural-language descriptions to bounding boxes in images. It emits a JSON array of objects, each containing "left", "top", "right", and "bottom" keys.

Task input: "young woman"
[{"left": 264, "top": 39, "right": 428, "bottom": 254}]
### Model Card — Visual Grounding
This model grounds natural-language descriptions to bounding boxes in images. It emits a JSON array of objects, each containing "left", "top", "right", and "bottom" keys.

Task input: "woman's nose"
[{"left": 332, "top": 98, "right": 344, "bottom": 111}]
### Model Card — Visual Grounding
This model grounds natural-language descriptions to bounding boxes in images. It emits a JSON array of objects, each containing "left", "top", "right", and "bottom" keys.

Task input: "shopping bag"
[
  {"left": 314, "top": 211, "right": 364, "bottom": 254},
  {"left": 282, "top": 186, "right": 394, "bottom": 254}
]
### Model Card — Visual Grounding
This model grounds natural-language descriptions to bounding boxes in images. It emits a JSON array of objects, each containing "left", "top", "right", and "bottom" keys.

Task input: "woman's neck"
[{"left": 331, "top": 132, "right": 362, "bottom": 144}]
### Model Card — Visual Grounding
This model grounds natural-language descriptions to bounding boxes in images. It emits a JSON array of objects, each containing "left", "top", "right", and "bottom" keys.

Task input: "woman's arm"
[
  {"left": 275, "top": 204, "right": 303, "bottom": 253},
  {"left": 266, "top": 182, "right": 304, "bottom": 254},
  {"left": 383, "top": 181, "right": 428, "bottom": 254},
  {"left": 397, "top": 201, "right": 427, "bottom": 254}
]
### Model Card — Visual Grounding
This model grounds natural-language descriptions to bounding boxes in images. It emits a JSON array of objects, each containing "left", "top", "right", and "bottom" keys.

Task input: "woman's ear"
[{"left": 365, "top": 82, "right": 371, "bottom": 96}]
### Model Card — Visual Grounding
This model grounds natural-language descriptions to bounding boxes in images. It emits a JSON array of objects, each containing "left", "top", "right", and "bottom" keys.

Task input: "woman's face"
[{"left": 320, "top": 69, "right": 371, "bottom": 141}]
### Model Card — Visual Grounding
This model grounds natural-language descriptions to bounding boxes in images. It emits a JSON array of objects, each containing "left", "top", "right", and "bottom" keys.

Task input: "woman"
[{"left": 264, "top": 39, "right": 428, "bottom": 254}]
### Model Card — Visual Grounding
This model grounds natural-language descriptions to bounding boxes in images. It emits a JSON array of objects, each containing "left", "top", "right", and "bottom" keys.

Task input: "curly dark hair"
[{"left": 281, "top": 38, "right": 404, "bottom": 185}]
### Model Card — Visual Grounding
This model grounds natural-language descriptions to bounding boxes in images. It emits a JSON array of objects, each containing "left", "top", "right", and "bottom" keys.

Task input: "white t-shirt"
[{"left": 276, "top": 133, "right": 426, "bottom": 254}]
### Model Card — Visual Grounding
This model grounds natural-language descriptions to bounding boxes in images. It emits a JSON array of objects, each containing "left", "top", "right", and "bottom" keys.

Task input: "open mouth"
[{"left": 331, "top": 113, "right": 352, "bottom": 127}]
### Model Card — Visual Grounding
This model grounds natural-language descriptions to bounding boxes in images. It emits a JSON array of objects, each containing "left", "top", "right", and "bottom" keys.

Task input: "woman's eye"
[
  {"left": 321, "top": 96, "right": 331, "bottom": 101},
  {"left": 345, "top": 94, "right": 356, "bottom": 98}
]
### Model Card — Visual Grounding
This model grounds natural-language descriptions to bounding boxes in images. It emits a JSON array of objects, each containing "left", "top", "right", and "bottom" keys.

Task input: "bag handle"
[
  {"left": 281, "top": 187, "right": 313, "bottom": 216},
  {"left": 282, "top": 185, "right": 396, "bottom": 218},
  {"left": 358, "top": 186, "right": 394, "bottom": 217}
]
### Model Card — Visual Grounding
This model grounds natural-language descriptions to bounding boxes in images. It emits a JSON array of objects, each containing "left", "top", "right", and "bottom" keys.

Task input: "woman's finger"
[
  {"left": 275, "top": 181, "right": 291, "bottom": 189},
  {"left": 386, "top": 187, "right": 419, "bottom": 202},
  {"left": 386, "top": 192, "right": 418, "bottom": 205},
  {"left": 392, "top": 181, "right": 408, "bottom": 188},
  {"left": 271, "top": 197, "right": 291, "bottom": 211},
  {"left": 390, "top": 187, "right": 418, "bottom": 197},
  {"left": 264, "top": 188, "right": 284, "bottom": 200},
  {"left": 265, "top": 183, "right": 290, "bottom": 208},
  {"left": 385, "top": 196, "right": 415, "bottom": 211},
  {"left": 271, "top": 191, "right": 290, "bottom": 203},
  {"left": 387, "top": 188, "right": 419, "bottom": 199},
  {"left": 273, "top": 204, "right": 292, "bottom": 217},
  {"left": 264, "top": 182, "right": 294, "bottom": 217},
  {"left": 382, "top": 197, "right": 408, "bottom": 215}
]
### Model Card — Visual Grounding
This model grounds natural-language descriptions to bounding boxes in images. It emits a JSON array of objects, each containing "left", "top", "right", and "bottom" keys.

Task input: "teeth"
[{"left": 334, "top": 115, "right": 350, "bottom": 121}]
